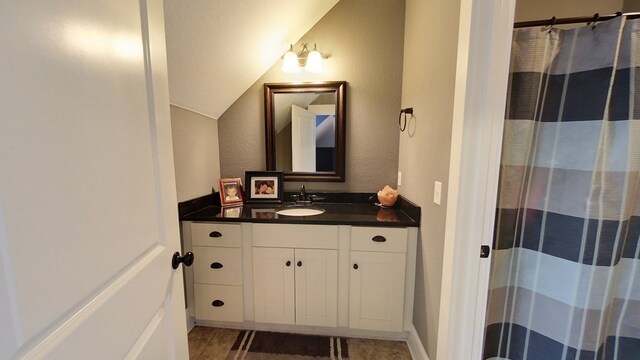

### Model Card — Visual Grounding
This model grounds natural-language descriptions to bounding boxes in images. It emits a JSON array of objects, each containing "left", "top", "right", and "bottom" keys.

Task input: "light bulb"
[
  {"left": 282, "top": 45, "right": 300, "bottom": 73},
  {"left": 304, "top": 45, "right": 323, "bottom": 73}
]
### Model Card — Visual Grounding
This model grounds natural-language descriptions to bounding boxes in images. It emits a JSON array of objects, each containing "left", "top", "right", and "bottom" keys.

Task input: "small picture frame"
[
  {"left": 244, "top": 171, "right": 284, "bottom": 203},
  {"left": 218, "top": 178, "right": 244, "bottom": 206}
]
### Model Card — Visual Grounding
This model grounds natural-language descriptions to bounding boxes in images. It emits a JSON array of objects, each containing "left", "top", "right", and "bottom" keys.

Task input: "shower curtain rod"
[{"left": 514, "top": 11, "right": 640, "bottom": 28}]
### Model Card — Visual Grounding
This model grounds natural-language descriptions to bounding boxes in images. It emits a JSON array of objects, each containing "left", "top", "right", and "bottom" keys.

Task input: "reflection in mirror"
[
  {"left": 265, "top": 82, "right": 346, "bottom": 182},
  {"left": 274, "top": 93, "right": 336, "bottom": 172}
]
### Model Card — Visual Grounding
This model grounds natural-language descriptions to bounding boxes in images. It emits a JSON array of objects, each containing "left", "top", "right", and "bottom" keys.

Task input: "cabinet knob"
[
  {"left": 211, "top": 300, "right": 224, "bottom": 307},
  {"left": 209, "top": 231, "right": 222, "bottom": 238},
  {"left": 297, "top": 261, "right": 302, "bottom": 267},
  {"left": 210, "top": 262, "right": 223, "bottom": 269},
  {"left": 353, "top": 263, "right": 359, "bottom": 270},
  {"left": 372, "top": 235, "right": 387, "bottom": 242},
  {"left": 286, "top": 260, "right": 291, "bottom": 267}
]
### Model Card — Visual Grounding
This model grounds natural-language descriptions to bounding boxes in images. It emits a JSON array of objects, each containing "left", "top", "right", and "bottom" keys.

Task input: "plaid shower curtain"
[{"left": 484, "top": 17, "right": 640, "bottom": 359}]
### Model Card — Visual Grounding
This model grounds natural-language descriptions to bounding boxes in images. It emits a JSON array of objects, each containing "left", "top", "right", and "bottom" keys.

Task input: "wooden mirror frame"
[{"left": 264, "top": 81, "right": 347, "bottom": 182}]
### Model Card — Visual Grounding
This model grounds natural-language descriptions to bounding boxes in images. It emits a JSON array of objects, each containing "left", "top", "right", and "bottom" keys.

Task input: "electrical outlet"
[{"left": 434, "top": 181, "right": 442, "bottom": 205}]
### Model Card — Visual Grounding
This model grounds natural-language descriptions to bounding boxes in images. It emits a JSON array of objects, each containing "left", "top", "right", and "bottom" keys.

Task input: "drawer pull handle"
[
  {"left": 353, "top": 263, "right": 359, "bottom": 270},
  {"left": 210, "top": 262, "right": 223, "bottom": 269},
  {"left": 211, "top": 300, "right": 224, "bottom": 307},
  {"left": 297, "top": 261, "right": 302, "bottom": 267},
  {"left": 372, "top": 235, "right": 387, "bottom": 242},
  {"left": 286, "top": 261, "right": 291, "bottom": 267},
  {"left": 209, "top": 231, "right": 222, "bottom": 238}
]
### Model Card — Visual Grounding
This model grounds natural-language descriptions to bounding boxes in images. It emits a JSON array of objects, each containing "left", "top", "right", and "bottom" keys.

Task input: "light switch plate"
[
  {"left": 434, "top": 181, "right": 442, "bottom": 205},
  {"left": 398, "top": 171, "right": 402, "bottom": 186}
]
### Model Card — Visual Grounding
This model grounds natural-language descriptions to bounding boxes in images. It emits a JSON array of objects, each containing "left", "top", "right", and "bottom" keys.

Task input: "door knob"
[{"left": 172, "top": 251, "right": 194, "bottom": 269}]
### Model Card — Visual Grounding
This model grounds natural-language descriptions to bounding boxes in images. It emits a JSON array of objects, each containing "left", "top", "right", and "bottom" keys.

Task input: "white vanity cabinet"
[
  {"left": 191, "top": 222, "right": 244, "bottom": 322},
  {"left": 252, "top": 224, "right": 338, "bottom": 327},
  {"left": 183, "top": 218, "right": 418, "bottom": 339},
  {"left": 349, "top": 227, "right": 408, "bottom": 332}
]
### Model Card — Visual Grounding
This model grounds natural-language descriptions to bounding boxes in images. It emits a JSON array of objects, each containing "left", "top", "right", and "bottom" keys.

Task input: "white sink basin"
[{"left": 276, "top": 207, "right": 325, "bottom": 217}]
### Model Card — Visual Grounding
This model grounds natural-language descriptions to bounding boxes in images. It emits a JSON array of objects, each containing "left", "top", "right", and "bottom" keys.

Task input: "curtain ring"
[
  {"left": 545, "top": 16, "right": 556, "bottom": 34},
  {"left": 546, "top": 16, "right": 556, "bottom": 28},
  {"left": 589, "top": 13, "right": 600, "bottom": 30}
]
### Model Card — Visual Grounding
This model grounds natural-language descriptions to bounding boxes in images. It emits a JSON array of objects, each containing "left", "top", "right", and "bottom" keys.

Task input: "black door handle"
[
  {"left": 211, "top": 300, "right": 224, "bottom": 307},
  {"left": 372, "top": 235, "right": 387, "bottom": 242},
  {"left": 209, "top": 231, "right": 222, "bottom": 238},
  {"left": 210, "top": 262, "right": 223, "bottom": 269},
  {"left": 172, "top": 251, "right": 194, "bottom": 269},
  {"left": 286, "top": 261, "right": 291, "bottom": 267},
  {"left": 353, "top": 263, "right": 358, "bottom": 269},
  {"left": 297, "top": 261, "right": 302, "bottom": 267}
]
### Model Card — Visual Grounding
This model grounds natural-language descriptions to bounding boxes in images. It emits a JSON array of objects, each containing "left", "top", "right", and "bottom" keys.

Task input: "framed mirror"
[{"left": 264, "top": 81, "right": 347, "bottom": 182}]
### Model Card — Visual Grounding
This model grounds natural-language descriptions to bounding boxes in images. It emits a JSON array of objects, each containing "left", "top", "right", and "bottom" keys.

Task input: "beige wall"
[
  {"left": 399, "top": 0, "right": 461, "bottom": 357},
  {"left": 515, "top": 0, "right": 622, "bottom": 22},
  {"left": 217, "top": 0, "right": 405, "bottom": 192},
  {"left": 624, "top": 0, "right": 640, "bottom": 12},
  {"left": 170, "top": 105, "right": 221, "bottom": 202}
]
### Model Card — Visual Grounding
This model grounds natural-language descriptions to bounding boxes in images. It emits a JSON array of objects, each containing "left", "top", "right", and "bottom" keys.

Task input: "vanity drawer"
[
  {"left": 252, "top": 224, "right": 338, "bottom": 249},
  {"left": 351, "top": 227, "right": 408, "bottom": 253},
  {"left": 191, "top": 222, "right": 241, "bottom": 248},
  {"left": 194, "top": 284, "right": 243, "bottom": 322},
  {"left": 193, "top": 246, "right": 242, "bottom": 285}
]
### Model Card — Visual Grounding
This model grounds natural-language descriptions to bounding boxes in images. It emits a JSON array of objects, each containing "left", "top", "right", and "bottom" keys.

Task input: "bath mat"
[{"left": 226, "top": 330, "right": 349, "bottom": 359}]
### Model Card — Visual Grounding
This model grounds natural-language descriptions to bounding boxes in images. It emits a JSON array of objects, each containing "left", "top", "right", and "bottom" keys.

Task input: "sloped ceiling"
[{"left": 164, "top": 0, "right": 340, "bottom": 120}]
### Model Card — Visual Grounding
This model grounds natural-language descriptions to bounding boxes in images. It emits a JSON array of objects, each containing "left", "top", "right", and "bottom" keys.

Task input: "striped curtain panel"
[{"left": 484, "top": 17, "right": 640, "bottom": 360}]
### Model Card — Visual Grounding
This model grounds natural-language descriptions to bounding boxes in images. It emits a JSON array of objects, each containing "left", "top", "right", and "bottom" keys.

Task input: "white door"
[
  {"left": 291, "top": 105, "right": 316, "bottom": 172},
  {"left": 349, "top": 251, "right": 406, "bottom": 331},
  {"left": 294, "top": 249, "right": 337, "bottom": 327},
  {"left": 0, "top": 1, "right": 188, "bottom": 359},
  {"left": 252, "top": 247, "right": 295, "bottom": 324}
]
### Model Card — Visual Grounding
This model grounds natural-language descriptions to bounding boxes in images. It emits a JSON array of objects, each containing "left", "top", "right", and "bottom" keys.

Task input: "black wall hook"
[{"left": 399, "top": 107, "right": 413, "bottom": 132}]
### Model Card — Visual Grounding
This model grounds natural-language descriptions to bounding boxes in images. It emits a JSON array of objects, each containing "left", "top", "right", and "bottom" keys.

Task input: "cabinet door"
[
  {"left": 294, "top": 249, "right": 338, "bottom": 327},
  {"left": 349, "top": 251, "right": 406, "bottom": 331},
  {"left": 253, "top": 247, "right": 295, "bottom": 324}
]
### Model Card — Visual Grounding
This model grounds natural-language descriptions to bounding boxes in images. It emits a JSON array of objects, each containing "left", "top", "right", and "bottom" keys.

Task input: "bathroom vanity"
[{"left": 179, "top": 194, "right": 420, "bottom": 340}]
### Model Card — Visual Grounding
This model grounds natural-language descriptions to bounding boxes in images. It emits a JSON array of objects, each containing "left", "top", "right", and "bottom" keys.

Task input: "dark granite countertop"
[{"left": 179, "top": 192, "right": 420, "bottom": 228}]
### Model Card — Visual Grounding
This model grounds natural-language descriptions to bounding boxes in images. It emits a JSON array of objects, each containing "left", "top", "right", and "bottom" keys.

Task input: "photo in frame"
[
  {"left": 218, "top": 178, "right": 244, "bottom": 206},
  {"left": 244, "top": 171, "right": 283, "bottom": 203}
]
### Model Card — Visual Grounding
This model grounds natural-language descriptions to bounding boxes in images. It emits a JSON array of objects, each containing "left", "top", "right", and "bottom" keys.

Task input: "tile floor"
[{"left": 188, "top": 326, "right": 413, "bottom": 360}]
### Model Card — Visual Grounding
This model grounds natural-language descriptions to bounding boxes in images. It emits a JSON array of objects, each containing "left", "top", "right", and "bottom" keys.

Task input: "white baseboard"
[{"left": 407, "top": 324, "right": 429, "bottom": 360}]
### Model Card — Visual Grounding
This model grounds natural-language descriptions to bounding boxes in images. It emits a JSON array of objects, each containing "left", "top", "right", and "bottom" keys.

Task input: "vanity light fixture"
[{"left": 282, "top": 43, "right": 325, "bottom": 74}]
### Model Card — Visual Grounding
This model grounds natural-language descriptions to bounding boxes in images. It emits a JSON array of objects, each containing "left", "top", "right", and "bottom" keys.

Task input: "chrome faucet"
[
  {"left": 295, "top": 185, "right": 312, "bottom": 205},
  {"left": 299, "top": 185, "right": 308, "bottom": 201}
]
